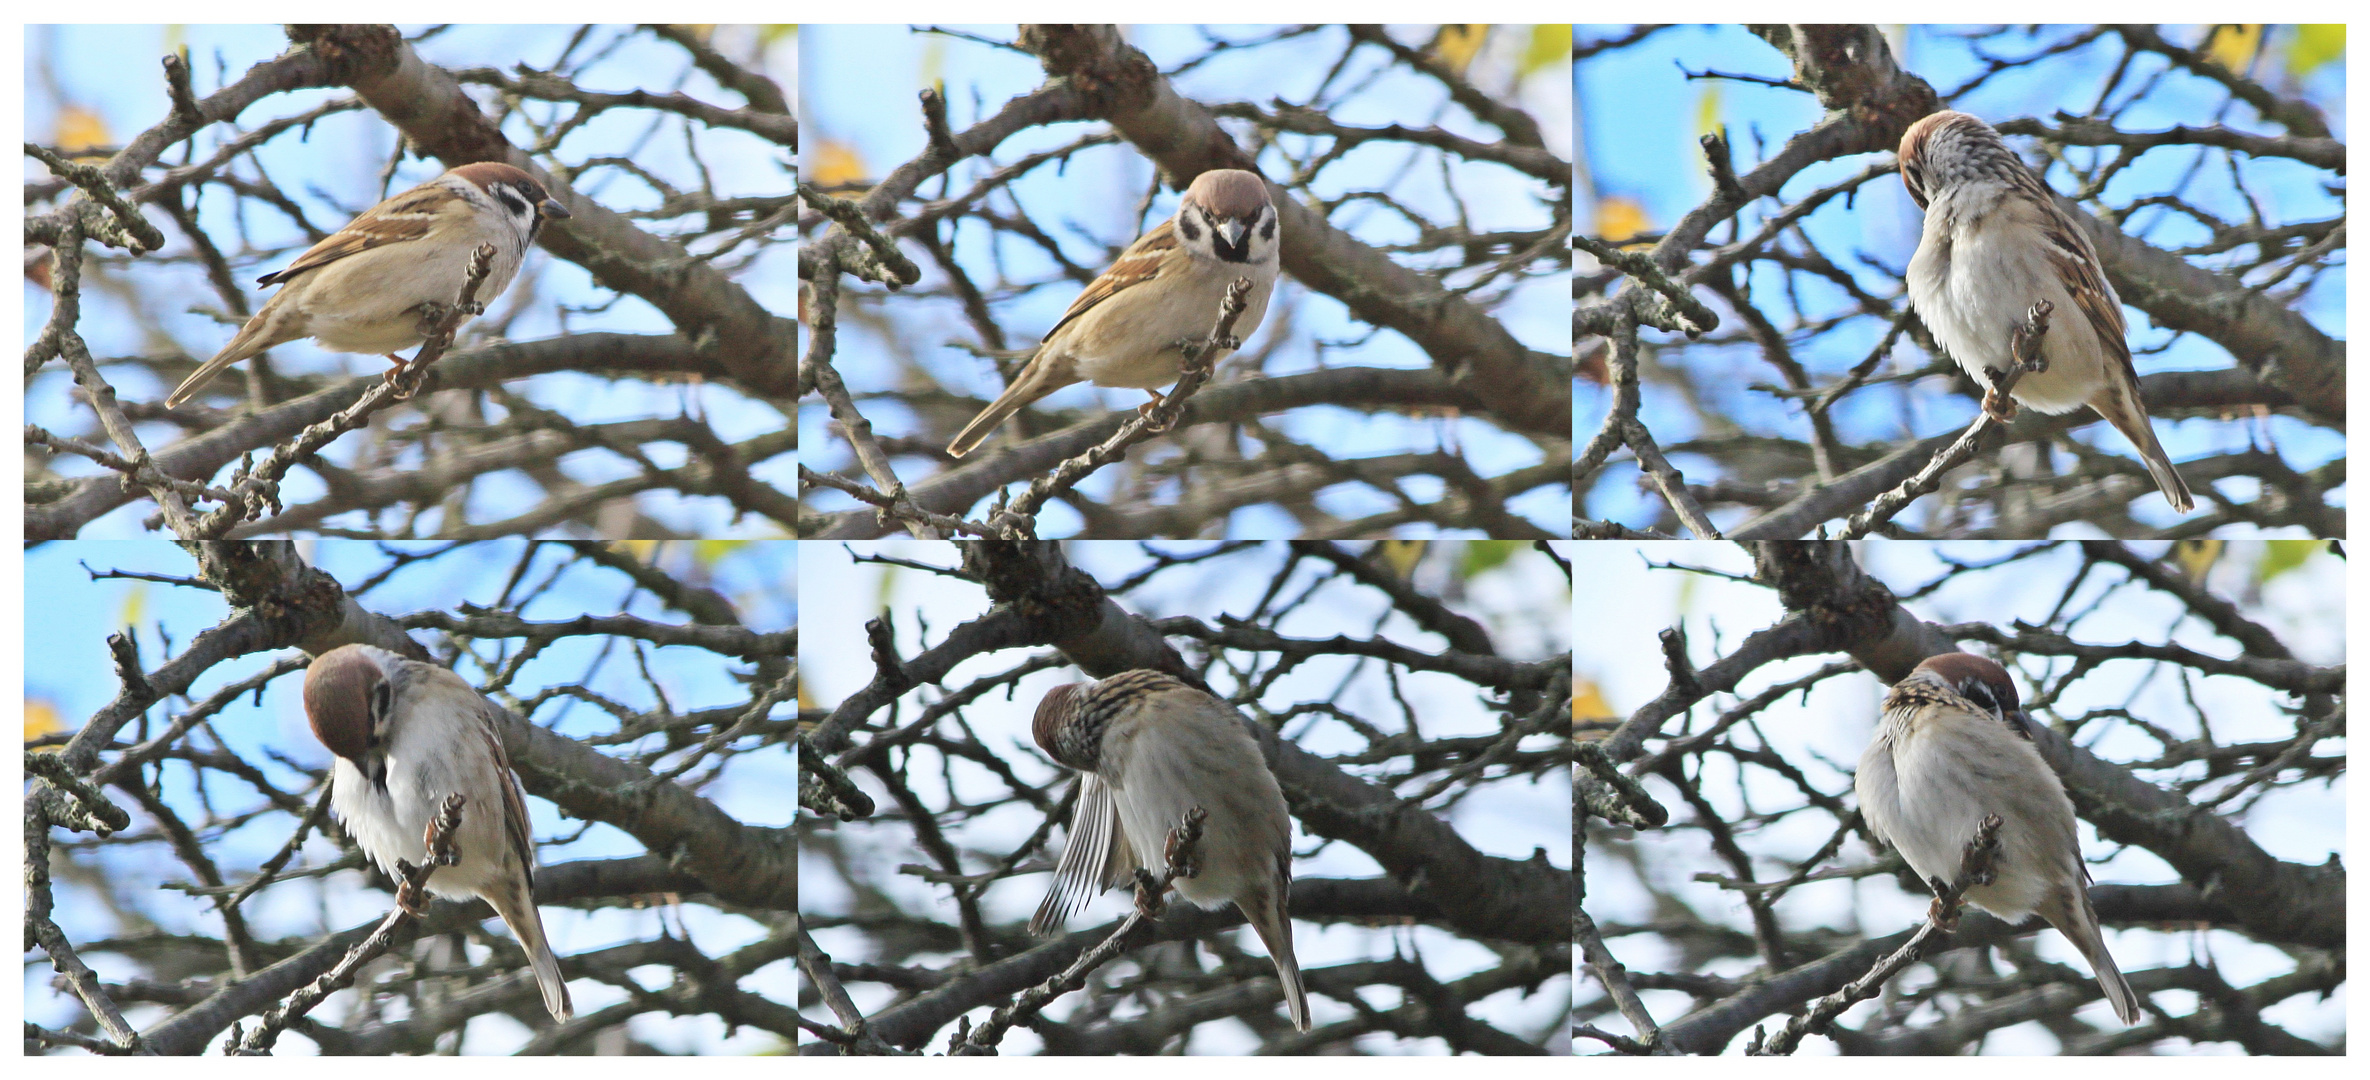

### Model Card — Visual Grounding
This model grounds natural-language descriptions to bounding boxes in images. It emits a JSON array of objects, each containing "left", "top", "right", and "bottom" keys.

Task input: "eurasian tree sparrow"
[
  {"left": 1028, "top": 670, "right": 1309, "bottom": 1031},
  {"left": 945, "top": 169, "right": 1280, "bottom": 457},
  {"left": 167, "top": 162, "right": 571, "bottom": 408},
  {"left": 1898, "top": 111, "right": 2194, "bottom": 513},
  {"left": 1857, "top": 653, "right": 2142, "bottom": 1023},
  {"left": 305, "top": 643, "right": 574, "bottom": 1021}
]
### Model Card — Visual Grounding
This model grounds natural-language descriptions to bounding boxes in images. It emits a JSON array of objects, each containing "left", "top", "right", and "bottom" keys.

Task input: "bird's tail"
[
  {"left": 164, "top": 350, "right": 248, "bottom": 408},
  {"left": 2097, "top": 392, "right": 2194, "bottom": 513},
  {"left": 947, "top": 353, "right": 1061, "bottom": 457},
  {"left": 1242, "top": 884, "right": 1309, "bottom": 1031},
  {"left": 491, "top": 887, "right": 574, "bottom": 1022},
  {"left": 2050, "top": 887, "right": 2142, "bottom": 1024}
]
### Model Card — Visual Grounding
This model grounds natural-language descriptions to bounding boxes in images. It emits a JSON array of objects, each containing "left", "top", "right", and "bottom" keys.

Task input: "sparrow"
[
  {"left": 304, "top": 643, "right": 574, "bottom": 1021},
  {"left": 166, "top": 162, "right": 571, "bottom": 408},
  {"left": 1856, "top": 652, "right": 2142, "bottom": 1024},
  {"left": 945, "top": 169, "right": 1280, "bottom": 457},
  {"left": 1028, "top": 669, "right": 1309, "bottom": 1031},
  {"left": 1898, "top": 110, "right": 2194, "bottom": 513}
]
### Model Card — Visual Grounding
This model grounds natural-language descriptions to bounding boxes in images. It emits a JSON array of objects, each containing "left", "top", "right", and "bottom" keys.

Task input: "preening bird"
[{"left": 1027, "top": 669, "right": 1309, "bottom": 1031}]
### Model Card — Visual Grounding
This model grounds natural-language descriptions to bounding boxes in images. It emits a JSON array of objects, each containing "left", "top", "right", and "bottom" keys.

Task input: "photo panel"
[
  {"left": 1574, "top": 539, "right": 2343, "bottom": 1054},
  {"left": 1573, "top": 26, "right": 2343, "bottom": 539},
  {"left": 799, "top": 25, "right": 1572, "bottom": 539},
  {"left": 23, "top": 540, "right": 797, "bottom": 1053},
  {"left": 797, "top": 540, "right": 1573, "bottom": 1052},
  {"left": 25, "top": 25, "right": 797, "bottom": 541}
]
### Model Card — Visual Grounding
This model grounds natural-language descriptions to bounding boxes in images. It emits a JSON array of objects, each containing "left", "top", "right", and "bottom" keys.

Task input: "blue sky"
[
  {"left": 23, "top": 540, "right": 797, "bottom": 1053},
  {"left": 24, "top": 25, "right": 795, "bottom": 538},
  {"left": 800, "top": 25, "right": 1572, "bottom": 536},
  {"left": 1574, "top": 25, "right": 2346, "bottom": 533}
]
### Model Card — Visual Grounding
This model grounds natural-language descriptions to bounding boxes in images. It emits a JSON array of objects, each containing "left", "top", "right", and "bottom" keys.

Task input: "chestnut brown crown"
[
  {"left": 303, "top": 645, "right": 390, "bottom": 763},
  {"left": 1907, "top": 651, "right": 2022, "bottom": 722}
]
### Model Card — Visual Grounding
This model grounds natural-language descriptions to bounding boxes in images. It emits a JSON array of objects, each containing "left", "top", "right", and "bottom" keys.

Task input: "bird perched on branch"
[
  {"left": 947, "top": 169, "right": 1279, "bottom": 457},
  {"left": 1857, "top": 652, "right": 2142, "bottom": 1023},
  {"left": 167, "top": 162, "right": 570, "bottom": 408},
  {"left": 1028, "top": 669, "right": 1309, "bottom": 1031},
  {"left": 304, "top": 643, "right": 573, "bottom": 1021},
  {"left": 1898, "top": 110, "right": 2193, "bottom": 513}
]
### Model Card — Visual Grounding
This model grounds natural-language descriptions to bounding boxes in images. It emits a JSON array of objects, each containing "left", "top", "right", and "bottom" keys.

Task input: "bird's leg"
[
  {"left": 2009, "top": 300, "right": 2054, "bottom": 377},
  {"left": 1136, "top": 389, "right": 1172, "bottom": 430},
  {"left": 1983, "top": 300, "right": 2056, "bottom": 424},
  {"left": 392, "top": 859, "right": 434, "bottom": 917},
  {"left": 422, "top": 819, "right": 463, "bottom": 866},
  {"left": 1131, "top": 866, "right": 1169, "bottom": 920},
  {"left": 1162, "top": 823, "right": 1201, "bottom": 883},
  {"left": 1981, "top": 382, "right": 2020, "bottom": 424},
  {"left": 385, "top": 352, "right": 429, "bottom": 399},
  {"left": 1926, "top": 890, "right": 1962, "bottom": 931}
]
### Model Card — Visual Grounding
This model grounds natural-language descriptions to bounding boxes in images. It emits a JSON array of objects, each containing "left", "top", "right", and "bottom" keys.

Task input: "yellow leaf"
[
  {"left": 694, "top": 539, "right": 747, "bottom": 568},
  {"left": 2286, "top": 25, "right": 2345, "bottom": 78},
  {"left": 1521, "top": 25, "right": 1571, "bottom": 79},
  {"left": 118, "top": 582, "right": 148, "bottom": 632},
  {"left": 2204, "top": 25, "right": 2264, "bottom": 75},
  {"left": 1573, "top": 678, "right": 1615, "bottom": 723},
  {"left": 2253, "top": 540, "right": 2321, "bottom": 586},
  {"left": 52, "top": 104, "right": 111, "bottom": 156},
  {"left": 1457, "top": 541, "right": 1521, "bottom": 579},
  {"left": 1377, "top": 540, "right": 1428, "bottom": 580},
  {"left": 919, "top": 37, "right": 946, "bottom": 95},
  {"left": 1596, "top": 195, "right": 1648, "bottom": 245},
  {"left": 26, "top": 699, "right": 63, "bottom": 744},
  {"left": 2171, "top": 539, "right": 2225, "bottom": 587},
  {"left": 809, "top": 137, "right": 869, "bottom": 190},
  {"left": 1430, "top": 25, "right": 1487, "bottom": 76},
  {"left": 1694, "top": 83, "right": 1723, "bottom": 141}
]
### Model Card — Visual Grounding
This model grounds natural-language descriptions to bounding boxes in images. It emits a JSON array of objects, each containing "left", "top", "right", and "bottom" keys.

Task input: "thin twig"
[
  {"left": 1746, "top": 813, "right": 2003, "bottom": 1055},
  {"left": 948, "top": 806, "right": 1209, "bottom": 1054},
  {"left": 1839, "top": 300, "right": 2054, "bottom": 538},
  {"left": 230, "top": 793, "right": 468, "bottom": 1054}
]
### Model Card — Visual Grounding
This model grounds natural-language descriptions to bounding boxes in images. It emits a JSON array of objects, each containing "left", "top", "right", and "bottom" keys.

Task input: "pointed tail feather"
[
  {"left": 1241, "top": 886, "right": 1308, "bottom": 1031},
  {"left": 2097, "top": 393, "right": 2194, "bottom": 513},
  {"left": 2049, "top": 889, "right": 2141, "bottom": 1024},
  {"left": 491, "top": 889, "right": 573, "bottom": 1021},
  {"left": 947, "top": 354, "right": 1069, "bottom": 457},
  {"left": 165, "top": 353, "right": 245, "bottom": 408}
]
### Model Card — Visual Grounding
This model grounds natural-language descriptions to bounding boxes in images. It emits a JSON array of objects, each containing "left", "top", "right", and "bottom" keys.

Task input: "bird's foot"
[
  {"left": 386, "top": 352, "right": 430, "bottom": 400},
  {"left": 1137, "top": 390, "right": 1175, "bottom": 432},
  {"left": 1131, "top": 868, "right": 1169, "bottom": 920},
  {"left": 1981, "top": 384, "right": 2019, "bottom": 424},
  {"left": 392, "top": 861, "right": 436, "bottom": 917}
]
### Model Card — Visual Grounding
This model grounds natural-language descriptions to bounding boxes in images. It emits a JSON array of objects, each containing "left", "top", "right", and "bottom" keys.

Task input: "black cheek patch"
[
  {"left": 1179, "top": 215, "right": 1201, "bottom": 242},
  {"left": 1260, "top": 218, "right": 1276, "bottom": 242},
  {"left": 497, "top": 187, "right": 532, "bottom": 219}
]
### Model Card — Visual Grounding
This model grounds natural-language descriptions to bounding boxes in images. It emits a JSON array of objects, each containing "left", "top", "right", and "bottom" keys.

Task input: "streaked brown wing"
[
  {"left": 475, "top": 699, "right": 540, "bottom": 879},
  {"left": 2018, "top": 171, "right": 2132, "bottom": 365},
  {"left": 1041, "top": 218, "right": 1178, "bottom": 343},
  {"left": 257, "top": 186, "right": 445, "bottom": 286}
]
